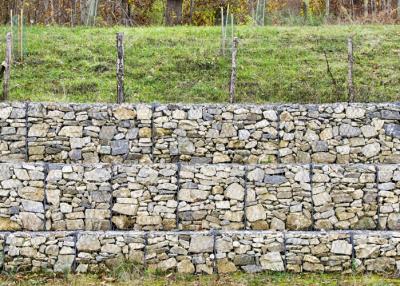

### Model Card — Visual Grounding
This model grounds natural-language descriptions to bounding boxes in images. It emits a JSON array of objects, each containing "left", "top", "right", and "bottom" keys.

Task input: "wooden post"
[
  {"left": 116, "top": 32, "right": 125, "bottom": 104},
  {"left": 347, "top": 37, "right": 355, "bottom": 102},
  {"left": 220, "top": 7, "right": 225, "bottom": 56},
  {"left": 229, "top": 37, "right": 239, "bottom": 104},
  {"left": 2, "top": 33, "right": 12, "bottom": 101}
]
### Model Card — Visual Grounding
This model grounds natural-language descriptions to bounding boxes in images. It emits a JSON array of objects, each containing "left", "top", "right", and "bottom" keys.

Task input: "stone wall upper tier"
[
  {"left": 0, "top": 162, "right": 398, "bottom": 232},
  {"left": 0, "top": 102, "right": 399, "bottom": 164},
  {"left": 0, "top": 230, "right": 399, "bottom": 274}
]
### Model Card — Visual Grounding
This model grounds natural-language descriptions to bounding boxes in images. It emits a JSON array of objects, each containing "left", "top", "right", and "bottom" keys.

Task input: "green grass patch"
[
  {"left": 0, "top": 25, "right": 399, "bottom": 103},
  {"left": 0, "top": 272, "right": 399, "bottom": 286}
]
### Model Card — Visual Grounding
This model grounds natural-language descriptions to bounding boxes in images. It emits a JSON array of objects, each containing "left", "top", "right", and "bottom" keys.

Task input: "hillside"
[{"left": 0, "top": 25, "right": 399, "bottom": 103}]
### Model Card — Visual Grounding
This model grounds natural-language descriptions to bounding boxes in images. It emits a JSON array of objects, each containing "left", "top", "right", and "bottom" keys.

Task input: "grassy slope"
[
  {"left": 0, "top": 25, "right": 399, "bottom": 104},
  {"left": 1, "top": 272, "right": 400, "bottom": 286}
]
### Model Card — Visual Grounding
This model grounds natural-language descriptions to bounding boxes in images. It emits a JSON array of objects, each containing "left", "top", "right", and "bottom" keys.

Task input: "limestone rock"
[
  {"left": 246, "top": 205, "right": 266, "bottom": 222},
  {"left": 189, "top": 236, "right": 213, "bottom": 253},
  {"left": 77, "top": 235, "right": 101, "bottom": 252},
  {"left": 331, "top": 240, "right": 352, "bottom": 255},
  {"left": 260, "top": 252, "right": 284, "bottom": 271}
]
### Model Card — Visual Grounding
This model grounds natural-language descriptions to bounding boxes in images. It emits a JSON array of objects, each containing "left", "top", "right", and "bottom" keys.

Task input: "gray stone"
[
  {"left": 189, "top": 236, "right": 214, "bottom": 253},
  {"left": 58, "top": 126, "right": 83, "bottom": 137},
  {"left": 28, "top": 123, "right": 49, "bottom": 137},
  {"left": 84, "top": 168, "right": 111, "bottom": 182},
  {"left": 312, "top": 141, "right": 329, "bottom": 152},
  {"left": 77, "top": 235, "right": 101, "bottom": 252},
  {"left": 179, "top": 139, "right": 195, "bottom": 155},
  {"left": 362, "top": 143, "right": 381, "bottom": 158},
  {"left": 111, "top": 140, "right": 129, "bottom": 155},
  {"left": 247, "top": 168, "right": 264, "bottom": 182},
  {"left": 384, "top": 124, "right": 400, "bottom": 138},
  {"left": 19, "top": 212, "right": 43, "bottom": 231},
  {"left": 225, "top": 183, "right": 244, "bottom": 201},
  {"left": 99, "top": 126, "right": 117, "bottom": 140},
  {"left": 246, "top": 204, "right": 266, "bottom": 222},
  {"left": 264, "top": 175, "right": 287, "bottom": 185},
  {"left": 21, "top": 200, "right": 44, "bottom": 213},
  {"left": 260, "top": 252, "right": 284, "bottom": 271},
  {"left": 340, "top": 124, "right": 361, "bottom": 138},
  {"left": 54, "top": 255, "right": 74, "bottom": 273}
]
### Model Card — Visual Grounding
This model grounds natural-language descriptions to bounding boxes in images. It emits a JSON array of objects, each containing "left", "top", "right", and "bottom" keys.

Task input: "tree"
[{"left": 166, "top": 0, "right": 183, "bottom": 25}]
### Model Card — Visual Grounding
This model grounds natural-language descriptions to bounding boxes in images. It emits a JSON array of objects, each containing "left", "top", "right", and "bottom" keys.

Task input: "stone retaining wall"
[
  {"left": 0, "top": 162, "right": 398, "bottom": 232},
  {"left": 1, "top": 102, "right": 399, "bottom": 164},
  {"left": 0, "top": 230, "right": 398, "bottom": 274},
  {"left": 0, "top": 101, "right": 399, "bottom": 275}
]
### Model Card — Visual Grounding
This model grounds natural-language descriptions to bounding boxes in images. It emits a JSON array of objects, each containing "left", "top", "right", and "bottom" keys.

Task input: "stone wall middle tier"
[
  {"left": 1, "top": 230, "right": 400, "bottom": 274},
  {"left": 0, "top": 162, "right": 398, "bottom": 232},
  {"left": 0, "top": 102, "right": 399, "bottom": 164}
]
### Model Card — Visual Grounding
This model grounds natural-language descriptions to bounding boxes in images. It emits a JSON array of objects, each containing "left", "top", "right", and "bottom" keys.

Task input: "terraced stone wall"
[{"left": 0, "top": 102, "right": 398, "bottom": 164}]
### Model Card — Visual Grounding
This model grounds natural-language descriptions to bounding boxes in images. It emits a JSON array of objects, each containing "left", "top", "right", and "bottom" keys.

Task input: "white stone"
[{"left": 331, "top": 240, "right": 352, "bottom": 255}]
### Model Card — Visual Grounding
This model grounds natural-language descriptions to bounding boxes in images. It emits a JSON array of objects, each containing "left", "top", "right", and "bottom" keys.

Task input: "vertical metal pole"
[
  {"left": 230, "top": 37, "right": 239, "bottom": 104},
  {"left": 2, "top": 33, "right": 12, "bottom": 101},
  {"left": 116, "top": 32, "right": 125, "bottom": 104},
  {"left": 231, "top": 14, "right": 234, "bottom": 43},
  {"left": 348, "top": 37, "right": 355, "bottom": 102},
  {"left": 262, "top": 0, "right": 266, "bottom": 25},
  {"left": 20, "top": 8, "right": 23, "bottom": 62},
  {"left": 10, "top": 9, "right": 13, "bottom": 63},
  {"left": 220, "top": 7, "right": 225, "bottom": 56}
]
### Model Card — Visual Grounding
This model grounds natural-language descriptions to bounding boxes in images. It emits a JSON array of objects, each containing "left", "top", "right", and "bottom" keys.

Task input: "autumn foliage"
[{"left": 1, "top": 0, "right": 399, "bottom": 26}]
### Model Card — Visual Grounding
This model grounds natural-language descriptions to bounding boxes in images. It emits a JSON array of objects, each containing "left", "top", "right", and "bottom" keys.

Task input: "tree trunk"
[
  {"left": 387, "top": 0, "right": 392, "bottom": 14},
  {"left": 398, "top": 0, "right": 400, "bottom": 18},
  {"left": 166, "top": 0, "right": 183, "bottom": 25},
  {"left": 364, "top": 0, "right": 368, "bottom": 17},
  {"left": 326, "top": 0, "right": 330, "bottom": 18}
]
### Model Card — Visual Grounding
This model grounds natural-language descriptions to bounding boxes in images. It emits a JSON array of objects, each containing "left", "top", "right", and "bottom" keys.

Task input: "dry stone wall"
[
  {"left": 278, "top": 103, "right": 400, "bottom": 164},
  {"left": 45, "top": 164, "right": 113, "bottom": 231},
  {"left": 178, "top": 164, "right": 246, "bottom": 230},
  {"left": 111, "top": 164, "right": 178, "bottom": 231},
  {"left": 246, "top": 164, "right": 312, "bottom": 231},
  {"left": 0, "top": 102, "right": 398, "bottom": 164},
  {"left": 0, "top": 163, "right": 45, "bottom": 231},
  {"left": 4, "top": 232, "right": 75, "bottom": 272},
  {"left": 27, "top": 102, "right": 152, "bottom": 164},
  {"left": 0, "top": 230, "right": 398, "bottom": 274},
  {"left": 0, "top": 103, "right": 26, "bottom": 163},
  {"left": 0, "top": 100, "right": 399, "bottom": 275},
  {"left": 285, "top": 231, "right": 353, "bottom": 273},
  {"left": 153, "top": 104, "right": 279, "bottom": 164},
  {"left": 0, "top": 162, "right": 398, "bottom": 232},
  {"left": 76, "top": 231, "right": 145, "bottom": 273},
  {"left": 353, "top": 231, "right": 400, "bottom": 273},
  {"left": 312, "top": 164, "right": 378, "bottom": 230}
]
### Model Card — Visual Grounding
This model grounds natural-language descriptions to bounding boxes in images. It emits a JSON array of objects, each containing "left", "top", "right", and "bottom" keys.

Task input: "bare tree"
[
  {"left": 326, "top": 0, "right": 330, "bottom": 18},
  {"left": 364, "top": 0, "right": 368, "bottom": 17},
  {"left": 166, "top": 0, "right": 183, "bottom": 25},
  {"left": 398, "top": 0, "right": 400, "bottom": 18}
]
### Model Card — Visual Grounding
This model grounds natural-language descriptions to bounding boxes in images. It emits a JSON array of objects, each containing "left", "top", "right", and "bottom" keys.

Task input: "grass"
[
  {"left": 0, "top": 25, "right": 399, "bottom": 104},
  {"left": 0, "top": 271, "right": 399, "bottom": 286}
]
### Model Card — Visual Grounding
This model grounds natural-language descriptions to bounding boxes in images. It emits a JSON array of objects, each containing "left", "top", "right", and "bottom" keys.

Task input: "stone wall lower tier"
[
  {"left": 0, "top": 102, "right": 399, "bottom": 164},
  {"left": 0, "top": 162, "right": 399, "bottom": 231},
  {"left": 0, "top": 231, "right": 399, "bottom": 274}
]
